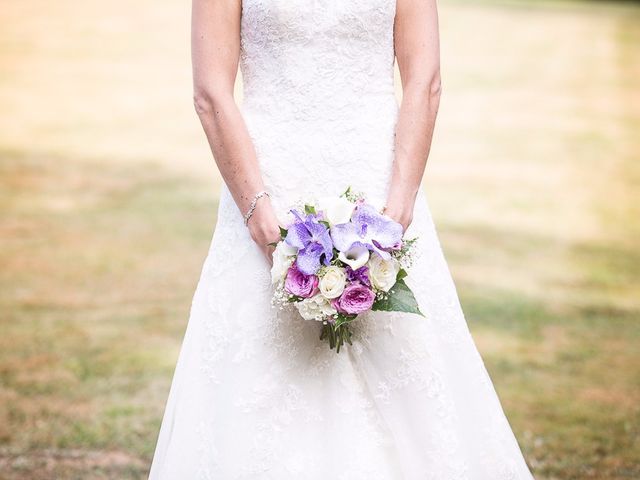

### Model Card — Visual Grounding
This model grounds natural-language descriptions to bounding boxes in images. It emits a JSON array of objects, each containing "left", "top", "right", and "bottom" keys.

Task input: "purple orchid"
[
  {"left": 285, "top": 209, "right": 334, "bottom": 275},
  {"left": 330, "top": 204, "right": 403, "bottom": 260}
]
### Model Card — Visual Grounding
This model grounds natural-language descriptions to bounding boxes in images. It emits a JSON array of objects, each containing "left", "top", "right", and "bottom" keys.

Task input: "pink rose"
[
  {"left": 284, "top": 265, "right": 319, "bottom": 298},
  {"left": 331, "top": 282, "right": 375, "bottom": 315}
]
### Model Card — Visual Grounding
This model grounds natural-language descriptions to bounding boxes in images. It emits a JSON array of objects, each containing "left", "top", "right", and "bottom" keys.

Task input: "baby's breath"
[
  {"left": 341, "top": 186, "right": 364, "bottom": 203},
  {"left": 376, "top": 289, "right": 390, "bottom": 302},
  {"left": 394, "top": 236, "right": 420, "bottom": 270},
  {"left": 271, "top": 282, "right": 292, "bottom": 310},
  {"left": 316, "top": 265, "right": 329, "bottom": 277}
]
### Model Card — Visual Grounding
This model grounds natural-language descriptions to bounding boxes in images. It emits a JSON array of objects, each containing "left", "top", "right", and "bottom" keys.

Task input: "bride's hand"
[
  {"left": 246, "top": 197, "right": 282, "bottom": 265},
  {"left": 383, "top": 194, "right": 415, "bottom": 233}
]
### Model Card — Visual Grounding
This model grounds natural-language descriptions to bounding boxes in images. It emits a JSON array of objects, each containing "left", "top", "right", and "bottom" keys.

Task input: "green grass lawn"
[{"left": 1, "top": 0, "right": 639, "bottom": 478}]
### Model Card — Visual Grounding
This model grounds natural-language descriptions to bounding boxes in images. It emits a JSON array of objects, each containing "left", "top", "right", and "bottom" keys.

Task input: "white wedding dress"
[{"left": 148, "top": 1, "right": 536, "bottom": 479}]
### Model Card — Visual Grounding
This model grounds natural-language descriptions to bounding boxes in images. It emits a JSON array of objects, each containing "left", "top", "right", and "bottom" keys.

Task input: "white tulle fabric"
[{"left": 148, "top": 0, "right": 535, "bottom": 478}]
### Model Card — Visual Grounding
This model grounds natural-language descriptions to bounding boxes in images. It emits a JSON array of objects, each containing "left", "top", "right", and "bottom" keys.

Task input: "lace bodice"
[
  {"left": 236, "top": 0, "right": 399, "bottom": 214},
  {"left": 240, "top": 0, "right": 396, "bottom": 120}
]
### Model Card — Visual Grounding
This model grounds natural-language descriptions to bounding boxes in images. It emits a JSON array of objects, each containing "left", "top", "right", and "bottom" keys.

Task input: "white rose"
[
  {"left": 319, "top": 195, "right": 355, "bottom": 225},
  {"left": 296, "top": 294, "right": 337, "bottom": 321},
  {"left": 368, "top": 254, "right": 400, "bottom": 292},
  {"left": 319, "top": 266, "right": 347, "bottom": 299},
  {"left": 270, "top": 241, "right": 297, "bottom": 284},
  {"left": 338, "top": 244, "right": 370, "bottom": 270}
]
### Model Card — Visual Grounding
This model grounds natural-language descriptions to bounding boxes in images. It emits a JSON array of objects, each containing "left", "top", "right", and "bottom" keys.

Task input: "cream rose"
[
  {"left": 296, "top": 294, "right": 337, "bottom": 321},
  {"left": 367, "top": 254, "right": 400, "bottom": 292},
  {"left": 319, "top": 266, "right": 347, "bottom": 299}
]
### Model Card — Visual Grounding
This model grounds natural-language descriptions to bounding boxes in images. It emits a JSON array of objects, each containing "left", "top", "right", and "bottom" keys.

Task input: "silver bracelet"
[{"left": 243, "top": 190, "right": 270, "bottom": 226}]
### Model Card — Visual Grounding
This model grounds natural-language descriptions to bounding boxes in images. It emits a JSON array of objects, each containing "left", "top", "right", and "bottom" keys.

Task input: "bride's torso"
[
  {"left": 236, "top": 0, "right": 399, "bottom": 211},
  {"left": 240, "top": 0, "right": 397, "bottom": 122}
]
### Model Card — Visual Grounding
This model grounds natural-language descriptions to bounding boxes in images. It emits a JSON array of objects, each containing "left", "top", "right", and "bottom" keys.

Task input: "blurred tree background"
[{"left": 1, "top": 0, "right": 639, "bottom": 478}]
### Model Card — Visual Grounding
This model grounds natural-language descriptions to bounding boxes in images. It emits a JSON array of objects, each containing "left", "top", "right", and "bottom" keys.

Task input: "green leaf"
[
  {"left": 396, "top": 268, "right": 408, "bottom": 281},
  {"left": 304, "top": 204, "right": 316, "bottom": 215},
  {"left": 334, "top": 313, "right": 356, "bottom": 328},
  {"left": 372, "top": 278, "right": 424, "bottom": 317},
  {"left": 279, "top": 226, "right": 288, "bottom": 239}
]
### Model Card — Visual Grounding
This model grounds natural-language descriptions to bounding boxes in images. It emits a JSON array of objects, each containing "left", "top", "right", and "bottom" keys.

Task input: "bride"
[{"left": 148, "top": 0, "right": 536, "bottom": 478}]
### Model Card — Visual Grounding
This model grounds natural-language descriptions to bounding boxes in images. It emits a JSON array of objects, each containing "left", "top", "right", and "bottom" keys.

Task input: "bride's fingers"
[{"left": 263, "top": 244, "right": 275, "bottom": 266}]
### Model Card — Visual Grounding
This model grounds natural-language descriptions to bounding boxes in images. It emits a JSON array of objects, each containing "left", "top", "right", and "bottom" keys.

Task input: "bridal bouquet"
[{"left": 270, "top": 187, "right": 423, "bottom": 352}]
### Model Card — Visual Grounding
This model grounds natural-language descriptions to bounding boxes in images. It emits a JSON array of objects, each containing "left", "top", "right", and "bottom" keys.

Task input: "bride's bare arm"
[
  {"left": 386, "top": 0, "right": 442, "bottom": 231},
  {"left": 191, "top": 0, "right": 280, "bottom": 261}
]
